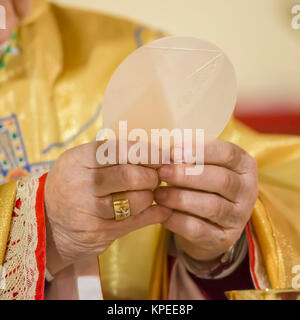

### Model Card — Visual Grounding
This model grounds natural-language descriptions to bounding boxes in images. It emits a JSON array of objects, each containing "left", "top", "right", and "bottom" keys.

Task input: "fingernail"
[
  {"left": 158, "top": 166, "right": 172, "bottom": 179},
  {"left": 155, "top": 188, "right": 167, "bottom": 202}
]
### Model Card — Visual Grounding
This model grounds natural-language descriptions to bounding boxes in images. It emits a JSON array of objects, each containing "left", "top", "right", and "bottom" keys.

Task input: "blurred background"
[{"left": 51, "top": 0, "right": 300, "bottom": 134}]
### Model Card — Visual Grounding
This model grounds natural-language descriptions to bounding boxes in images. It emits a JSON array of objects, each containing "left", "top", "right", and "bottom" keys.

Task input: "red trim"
[
  {"left": 245, "top": 223, "right": 260, "bottom": 290},
  {"left": 34, "top": 173, "right": 48, "bottom": 300}
]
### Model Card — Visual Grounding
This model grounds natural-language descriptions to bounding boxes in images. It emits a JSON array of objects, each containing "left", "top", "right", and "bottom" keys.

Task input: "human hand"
[
  {"left": 154, "top": 140, "right": 258, "bottom": 264},
  {"left": 45, "top": 141, "right": 171, "bottom": 275}
]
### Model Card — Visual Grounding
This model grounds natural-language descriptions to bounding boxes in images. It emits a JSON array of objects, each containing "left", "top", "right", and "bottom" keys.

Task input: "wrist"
[
  {"left": 174, "top": 234, "right": 222, "bottom": 263},
  {"left": 175, "top": 231, "right": 248, "bottom": 279},
  {"left": 45, "top": 213, "right": 69, "bottom": 277},
  {"left": 44, "top": 173, "right": 70, "bottom": 277}
]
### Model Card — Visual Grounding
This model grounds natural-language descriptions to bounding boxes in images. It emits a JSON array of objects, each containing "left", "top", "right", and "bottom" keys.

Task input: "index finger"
[
  {"left": 70, "top": 140, "right": 166, "bottom": 169},
  {"left": 171, "top": 140, "right": 255, "bottom": 174}
]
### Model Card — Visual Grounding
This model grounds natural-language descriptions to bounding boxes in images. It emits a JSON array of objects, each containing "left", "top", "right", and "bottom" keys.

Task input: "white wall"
[{"left": 51, "top": 0, "right": 300, "bottom": 105}]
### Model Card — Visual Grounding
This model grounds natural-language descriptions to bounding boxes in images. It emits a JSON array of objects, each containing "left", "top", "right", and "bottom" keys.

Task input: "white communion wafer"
[{"left": 102, "top": 36, "right": 237, "bottom": 141}]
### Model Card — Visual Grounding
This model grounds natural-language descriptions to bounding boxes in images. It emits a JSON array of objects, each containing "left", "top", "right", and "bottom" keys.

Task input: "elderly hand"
[
  {"left": 154, "top": 140, "right": 258, "bottom": 264},
  {"left": 45, "top": 141, "right": 171, "bottom": 276}
]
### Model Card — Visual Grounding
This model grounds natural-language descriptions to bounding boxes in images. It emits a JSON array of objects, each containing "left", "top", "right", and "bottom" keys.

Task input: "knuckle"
[
  {"left": 208, "top": 197, "right": 240, "bottom": 228},
  {"left": 144, "top": 168, "right": 159, "bottom": 188},
  {"left": 208, "top": 197, "right": 225, "bottom": 221},
  {"left": 228, "top": 206, "right": 244, "bottom": 226},
  {"left": 220, "top": 172, "right": 234, "bottom": 191},
  {"left": 246, "top": 156, "right": 258, "bottom": 178},
  {"left": 221, "top": 142, "right": 237, "bottom": 166},
  {"left": 242, "top": 159, "right": 259, "bottom": 199},
  {"left": 120, "top": 165, "right": 138, "bottom": 187}
]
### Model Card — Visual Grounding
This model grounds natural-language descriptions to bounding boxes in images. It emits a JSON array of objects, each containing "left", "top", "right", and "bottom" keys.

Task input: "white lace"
[{"left": 0, "top": 176, "right": 39, "bottom": 299}]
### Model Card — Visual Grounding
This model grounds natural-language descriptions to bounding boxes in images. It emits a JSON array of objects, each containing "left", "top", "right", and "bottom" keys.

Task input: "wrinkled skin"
[
  {"left": 45, "top": 141, "right": 172, "bottom": 274},
  {"left": 155, "top": 140, "right": 258, "bottom": 263},
  {"left": 0, "top": 1, "right": 258, "bottom": 276},
  {"left": 45, "top": 140, "right": 258, "bottom": 275}
]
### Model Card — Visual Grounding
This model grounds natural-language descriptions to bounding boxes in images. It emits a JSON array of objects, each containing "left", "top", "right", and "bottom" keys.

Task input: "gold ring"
[{"left": 112, "top": 192, "right": 131, "bottom": 221}]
